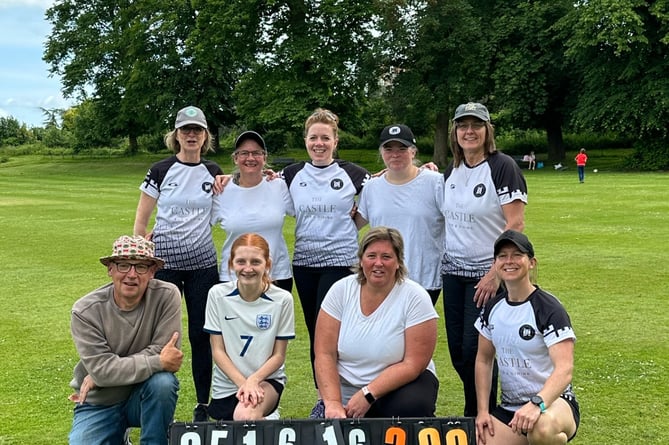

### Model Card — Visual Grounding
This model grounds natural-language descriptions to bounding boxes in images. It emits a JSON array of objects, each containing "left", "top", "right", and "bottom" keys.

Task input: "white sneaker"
[
  {"left": 265, "top": 409, "right": 280, "bottom": 420},
  {"left": 123, "top": 428, "right": 132, "bottom": 445}
]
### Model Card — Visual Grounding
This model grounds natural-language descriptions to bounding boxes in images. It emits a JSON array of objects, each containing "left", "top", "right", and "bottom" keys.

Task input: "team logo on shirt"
[
  {"left": 472, "top": 183, "right": 486, "bottom": 197},
  {"left": 518, "top": 324, "right": 536, "bottom": 340},
  {"left": 330, "top": 178, "right": 344, "bottom": 190},
  {"left": 256, "top": 314, "right": 272, "bottom": 330},
  {"left": 202, "top": 182, "right": 213, "bottom": 193}
]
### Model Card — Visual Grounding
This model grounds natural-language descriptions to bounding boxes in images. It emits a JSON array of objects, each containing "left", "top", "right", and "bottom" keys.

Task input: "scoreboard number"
[{"left": 170, "top": 417, "right": 474, "bottom": 445}]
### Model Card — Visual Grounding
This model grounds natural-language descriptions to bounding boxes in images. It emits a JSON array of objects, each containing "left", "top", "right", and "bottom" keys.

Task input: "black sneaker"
[{"left": 193, "top": 403, "right": 209, "bottom": 422}]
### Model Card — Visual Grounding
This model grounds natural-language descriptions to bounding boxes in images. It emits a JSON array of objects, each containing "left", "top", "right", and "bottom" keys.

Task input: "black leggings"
[
  {"left": 366, "top": 370, "right": 439, "bottom": 418},
  {"left": 293, "top": 265, "right": 353, "bottom": 387},
  {"left": 155, "top": 266, "right": 218, "bottom": 404}
]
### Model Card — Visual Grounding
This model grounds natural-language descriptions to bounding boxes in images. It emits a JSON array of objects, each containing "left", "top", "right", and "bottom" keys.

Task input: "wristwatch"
[
  {"left": 361, "top": 386, "right": 376, "bottom": 404},
  {"left": 530, "top": 395, "right": 546, "bottom": 413}
]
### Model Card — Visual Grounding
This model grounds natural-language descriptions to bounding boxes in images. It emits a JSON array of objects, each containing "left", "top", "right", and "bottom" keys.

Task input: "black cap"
[
  {"left": 234, "top": 131, "right": 266, "bottom": 151},
  {"left": 379, "top": 124, "right": 416, "bottom": 148},
  {"left": 494, "top": 230, "right": 535, "bottom": 258}
]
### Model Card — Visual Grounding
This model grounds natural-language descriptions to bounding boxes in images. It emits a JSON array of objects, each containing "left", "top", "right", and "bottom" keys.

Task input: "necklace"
[{"left": 463, "top": 155, "right": 486, "bottom": 186}]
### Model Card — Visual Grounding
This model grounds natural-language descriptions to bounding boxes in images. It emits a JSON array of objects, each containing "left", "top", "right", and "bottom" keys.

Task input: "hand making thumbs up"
[{"left": 160, "top": 331, "right": 183, "bottom": 372}]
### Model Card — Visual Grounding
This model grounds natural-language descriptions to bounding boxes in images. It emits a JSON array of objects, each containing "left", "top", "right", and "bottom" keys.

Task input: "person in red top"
[{"left": 574, "top": 148, "right": 588, "bottom": 183}]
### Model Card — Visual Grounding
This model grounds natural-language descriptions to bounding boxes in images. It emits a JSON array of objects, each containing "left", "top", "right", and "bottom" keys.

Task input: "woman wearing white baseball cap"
[{"left": 134, "top": 105, "right": 223, "bottom": 422}]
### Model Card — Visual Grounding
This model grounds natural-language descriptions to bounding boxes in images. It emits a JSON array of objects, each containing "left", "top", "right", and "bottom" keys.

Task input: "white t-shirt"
[
  {"left": 212, "top": 178, "right": 295, "bottom": 281},
  {"left": 320, "top": 275, "right": 438, "bottom": 387},
  {"left": 358, "top": 169, "right": 445, "bottom": 290},
  {"left": 204, "top": 282, "right": 295, "bottom": 399}
]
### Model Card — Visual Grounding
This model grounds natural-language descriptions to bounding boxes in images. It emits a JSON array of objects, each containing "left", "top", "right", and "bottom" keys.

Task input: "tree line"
[{"left": 34, "top": 0, "right": 669, "bottom": 169}]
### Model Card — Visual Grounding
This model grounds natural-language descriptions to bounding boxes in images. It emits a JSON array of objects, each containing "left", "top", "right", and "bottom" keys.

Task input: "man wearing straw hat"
[{"left": 68, "top": 235, "right": 183, "bottom": 445}]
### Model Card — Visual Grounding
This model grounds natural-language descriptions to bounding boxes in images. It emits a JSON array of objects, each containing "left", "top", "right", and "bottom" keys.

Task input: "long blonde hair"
[{"left": 164, "top": 128, "right": 214, "bottom": 155}]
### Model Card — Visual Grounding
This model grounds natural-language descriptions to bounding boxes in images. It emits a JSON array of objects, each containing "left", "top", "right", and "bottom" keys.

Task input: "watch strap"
[{"left": 362, "top": 386, "right": 376, "bottom": 404}]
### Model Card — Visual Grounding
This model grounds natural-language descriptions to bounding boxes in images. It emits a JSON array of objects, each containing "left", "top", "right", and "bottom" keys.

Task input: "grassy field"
[{"left": 0, "top": 149, "right": 667, "bottom": 444}]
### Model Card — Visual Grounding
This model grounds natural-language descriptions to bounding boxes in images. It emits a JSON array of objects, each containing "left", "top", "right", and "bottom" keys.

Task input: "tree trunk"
[
  {"left": 128, "top": 134, "right": 138, "bottom": 154},
  {"left": 545, "top": 117, "right": 565, "bottom": 163},
  {"left": 433, "top": 111, "right": 450, "bottom": 168},
  {"left": 209, "top": 125, "right": 220, "bottom": 153}
]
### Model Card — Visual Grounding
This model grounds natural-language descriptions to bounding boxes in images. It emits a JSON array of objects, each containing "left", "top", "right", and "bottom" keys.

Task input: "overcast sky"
[{"left": 0, "top": 0, "right": 72, "bottom": 127}]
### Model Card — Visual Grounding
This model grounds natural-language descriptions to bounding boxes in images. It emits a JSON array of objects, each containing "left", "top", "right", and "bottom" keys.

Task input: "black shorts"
[
  {"left": 208, "top": 379, "right": 284, "bottom": 421},
  {"left": 491, "top": 394, "right": 580, "bottom": 441}
]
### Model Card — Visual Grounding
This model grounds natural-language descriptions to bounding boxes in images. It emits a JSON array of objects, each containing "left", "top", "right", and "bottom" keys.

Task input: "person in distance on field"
[
  {"left": 575, "top": 148, "right": 588, "bottom": 183},
  {"left": 475, "top": 230, "right": 579, "bottom": 445},
  {"left": 68, "top": 235, "right": 182, "bottom": 445},
  {"left": 314, "top": 227, "right": 439, "bottom": 419}
]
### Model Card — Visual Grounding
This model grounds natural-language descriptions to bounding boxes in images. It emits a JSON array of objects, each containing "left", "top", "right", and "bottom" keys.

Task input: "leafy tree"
[
  {"left": 40, "top": 107, "right": 63, "bottom": 129},
  {"left": 226, "top": 0, "right": 384, "bottom": 147},
  {"left": 0, "top": 117, "right": 33, "bottom": 146},
  {"left": 44, "top": 0, "right": 224, "bottom": 153},
  {"left": 559, "top": 0, "right": 669, "bottom": 170},
  {"left": 377, "top": 0, "right": 488, "bottom": 167},
  {"left": 488, "top": 0, "right": 575, "bottom": 163}
]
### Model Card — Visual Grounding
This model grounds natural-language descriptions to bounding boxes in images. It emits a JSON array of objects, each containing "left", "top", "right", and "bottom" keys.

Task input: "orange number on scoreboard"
[{"left": 384, "top": 427, "right": 407, "bottom": 445}]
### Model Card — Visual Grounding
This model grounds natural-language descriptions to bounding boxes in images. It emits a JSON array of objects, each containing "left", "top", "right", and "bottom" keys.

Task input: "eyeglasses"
[
  {"left": 455, "top": 121, "right": 486, "bottom": 131},
  {"left": 235, "top": 150, "right": 266, "bottom": 158},
  {"left": 114, "top": 262, "right": 152, "bottom": 274},
  {"left": 179, "top": 126, "right": 205, "bottom": 134}
]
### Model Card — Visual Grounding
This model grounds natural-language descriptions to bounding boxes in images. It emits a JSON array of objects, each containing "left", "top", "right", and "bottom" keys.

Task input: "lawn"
[{"left": 0, "top": 149, "right": 667, "bottom": 444}]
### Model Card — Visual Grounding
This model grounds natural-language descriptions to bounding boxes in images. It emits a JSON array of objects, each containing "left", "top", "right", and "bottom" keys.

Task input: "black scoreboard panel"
[{"left": 170, "top": 417, "right": 474, "bottom": 445}]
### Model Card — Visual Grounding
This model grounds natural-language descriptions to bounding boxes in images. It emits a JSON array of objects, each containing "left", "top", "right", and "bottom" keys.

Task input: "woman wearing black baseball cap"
[{"left": 475, "top": 230, "right": 580, "bottom": 445}]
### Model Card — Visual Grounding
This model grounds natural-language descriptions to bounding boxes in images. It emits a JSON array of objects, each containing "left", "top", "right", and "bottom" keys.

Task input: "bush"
[
  {"left": 137, "top": 132, "right": 167, "bottom": 153},
  {"left": 42, "top": 126, "right": 73, "bottom": 148},
  {"left": 625, "top": 138, "right": 669, "bottom": 171},
  {"left": 495, "top": 129, "right": 633, "bottom": 156}
]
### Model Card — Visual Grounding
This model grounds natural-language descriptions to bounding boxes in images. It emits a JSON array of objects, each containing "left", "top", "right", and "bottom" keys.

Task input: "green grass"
[{"left": 0, "top": 150, "right": 667, "bottom": 444}]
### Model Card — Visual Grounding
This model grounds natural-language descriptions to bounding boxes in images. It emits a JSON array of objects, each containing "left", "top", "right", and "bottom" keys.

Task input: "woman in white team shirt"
[
  {"left": 441, "top": 102, "right": 527, "bottom": 417},
  {"left": 212, "top": 131, "right": 295, "bottom": 292},
  {"left": 134, "top": 105, "right": 222, "bottom": 422},
  {"left": 279, "top": 108, "right": 370, "bottom": 418},
  {"left": 475, "top": 230, "right": 579, "bottom": 444},
  {"left": 355, "top": 123, "right": 445, "bottom": 305}
]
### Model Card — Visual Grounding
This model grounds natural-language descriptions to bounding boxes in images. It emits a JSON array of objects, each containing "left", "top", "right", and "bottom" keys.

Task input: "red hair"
[{"left": 228, "top": 233, "right": 273, "bottom": 290}]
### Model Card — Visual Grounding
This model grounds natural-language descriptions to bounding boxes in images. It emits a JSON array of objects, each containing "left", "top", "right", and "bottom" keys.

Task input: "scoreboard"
[{"left": 170, "top": 417, "right": 474, "bottom": 445}]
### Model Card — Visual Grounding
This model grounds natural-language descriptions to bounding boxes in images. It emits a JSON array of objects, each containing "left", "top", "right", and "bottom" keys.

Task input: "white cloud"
[
  {"left": 0, "top": 1, "right": 72, "bottom": 126},
  {"left": 0, "top": 0, "right": 55, "bottom": 9}
]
